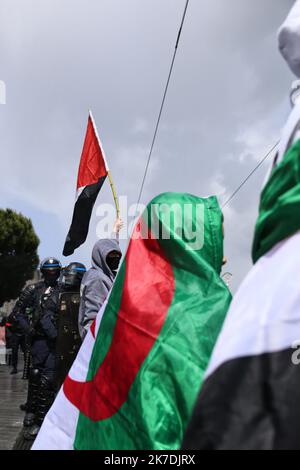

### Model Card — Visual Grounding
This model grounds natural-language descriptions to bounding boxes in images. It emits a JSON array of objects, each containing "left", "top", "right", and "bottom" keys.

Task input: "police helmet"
[
  {"left": 62, "top": 262, "right": 86, "bottom": 289},
  {"left": 40, "top": 257, "right": 62, "bottom": 285}
]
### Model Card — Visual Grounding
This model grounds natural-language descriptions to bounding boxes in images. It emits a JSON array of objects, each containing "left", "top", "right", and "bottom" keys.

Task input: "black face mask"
[
  {"left": 106, "top": 254, "right": 121, "bottom": 272},
  {"left": 43, "top": 271, "right": 60, "bottom": 287},
  {"left": 62, "top": 273, "right": 80, "bottom": 290}
]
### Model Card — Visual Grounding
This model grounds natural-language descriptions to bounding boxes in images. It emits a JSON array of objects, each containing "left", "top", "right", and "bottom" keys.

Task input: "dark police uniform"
[{"left": 13, "top": 281, "right": 60, "bottom": 428}]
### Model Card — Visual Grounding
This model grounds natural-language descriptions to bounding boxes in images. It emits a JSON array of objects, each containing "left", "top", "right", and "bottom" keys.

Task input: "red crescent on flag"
[{"left": 63, "top": 221, "right": 175, "bottom": 421}]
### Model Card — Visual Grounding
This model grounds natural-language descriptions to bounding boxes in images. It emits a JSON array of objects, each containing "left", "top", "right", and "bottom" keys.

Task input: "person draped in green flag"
[{"left": 33, "top": 192, "right": 231, "bottom": 450}]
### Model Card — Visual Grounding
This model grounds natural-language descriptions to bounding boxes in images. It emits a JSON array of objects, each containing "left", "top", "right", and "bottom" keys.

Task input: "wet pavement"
[{"left": 0, "top": 363, "right": 27, "bottom": 450}]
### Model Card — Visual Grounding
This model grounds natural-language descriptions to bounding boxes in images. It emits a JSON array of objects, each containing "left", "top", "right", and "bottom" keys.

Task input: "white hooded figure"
[{"left": 278, "top": 0, "right": 300, "bottom": 78}]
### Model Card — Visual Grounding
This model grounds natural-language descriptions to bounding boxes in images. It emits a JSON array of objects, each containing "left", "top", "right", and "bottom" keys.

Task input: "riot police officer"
[
  {"left": 61, "top": 262, "right": 86, "bottom": 292},
  {"left": 55, "top": 262, "right": 86, "bottom": 389},
  {"left": 13, "top": 257, "right": 62, "bottom": 442}
]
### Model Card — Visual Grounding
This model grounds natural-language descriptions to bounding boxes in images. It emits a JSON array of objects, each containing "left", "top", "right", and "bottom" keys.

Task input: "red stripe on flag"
[
  {"left": 64, "top": 220, "right": 175, "bottom": 421},
  {"left": 77, "top": 116, "right": 107, "bottom": 190},
  {"left": 90, "top": 319, "right": 96, "bottom": 338}
]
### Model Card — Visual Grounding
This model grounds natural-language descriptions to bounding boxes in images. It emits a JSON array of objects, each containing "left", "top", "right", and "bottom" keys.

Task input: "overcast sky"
[{"left": 0, "top": 0, "right": 295, "bottom": 291}]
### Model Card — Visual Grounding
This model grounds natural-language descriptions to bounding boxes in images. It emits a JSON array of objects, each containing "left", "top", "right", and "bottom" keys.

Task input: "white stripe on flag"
[
  {"left": 278, "top": 0, "right": 300, "bottom": 78},
  {"left": 75, "top": 186, "right": 86, "bottom": 201},
  {"left": 205, "top": 230, "right": 300, "bottom": 379},
  {"left": 277, "top": 100, "right": 300, "bottom": 164}
]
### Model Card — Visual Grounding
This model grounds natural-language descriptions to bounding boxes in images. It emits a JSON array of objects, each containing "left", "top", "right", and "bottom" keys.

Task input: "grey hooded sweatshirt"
[{"left": 78, "top": 237, "right": 121, "bottom": 339}]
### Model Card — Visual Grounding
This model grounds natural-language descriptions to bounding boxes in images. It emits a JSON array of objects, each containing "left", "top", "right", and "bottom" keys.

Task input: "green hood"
[{"left": 147, "top": 192, "right": 225, "bottom": 277}]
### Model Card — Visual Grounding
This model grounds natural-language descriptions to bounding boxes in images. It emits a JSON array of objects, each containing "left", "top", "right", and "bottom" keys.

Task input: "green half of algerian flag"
[
  {"left": 61, "top": 192, "right": 231, "bottom": 450},
  {"left": 253, "top": 140, "right": 300, "bottom": 263}
]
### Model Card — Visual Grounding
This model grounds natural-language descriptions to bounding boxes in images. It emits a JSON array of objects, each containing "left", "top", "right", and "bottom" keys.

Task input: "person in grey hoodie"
[{"left": 78, "top": 219, "right": 122, "bottom": 339}]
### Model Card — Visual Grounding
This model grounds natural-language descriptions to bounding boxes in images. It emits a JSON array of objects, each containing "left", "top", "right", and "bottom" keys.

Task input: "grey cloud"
[{"left": 0, "top": 0, "right": 296, "bottom": 290}]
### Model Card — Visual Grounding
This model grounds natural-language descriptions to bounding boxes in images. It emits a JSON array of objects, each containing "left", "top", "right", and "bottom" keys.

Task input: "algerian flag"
[{"left": 33, "top": 192, "right": 231, "bottom": 450}]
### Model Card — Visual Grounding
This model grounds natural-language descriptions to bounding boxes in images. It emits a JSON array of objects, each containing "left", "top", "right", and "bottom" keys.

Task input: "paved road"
[{"left": 0, "top": 364, "right": 27, "bottom": 450}]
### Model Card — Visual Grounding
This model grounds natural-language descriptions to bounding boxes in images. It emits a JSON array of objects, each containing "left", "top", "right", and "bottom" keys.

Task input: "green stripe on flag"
[{"left": 253, "top": 140, "right": 300, "bottom": 263}]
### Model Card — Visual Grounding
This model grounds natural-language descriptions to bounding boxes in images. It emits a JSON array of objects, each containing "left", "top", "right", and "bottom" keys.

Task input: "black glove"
[
  {"left": 0, "top": 316, "right": 7, "bottom": 327},
  {"left": 27, "top": 326, "right": 36, "bottom": 338}
]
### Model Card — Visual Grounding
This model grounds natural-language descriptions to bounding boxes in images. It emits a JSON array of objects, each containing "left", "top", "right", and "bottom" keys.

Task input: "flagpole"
[
  {"left": 107, "top": 170, "right": 120, "bottom": 218},
  {"left": 89, "top": 109, "right": 120, "bottom": 219}
]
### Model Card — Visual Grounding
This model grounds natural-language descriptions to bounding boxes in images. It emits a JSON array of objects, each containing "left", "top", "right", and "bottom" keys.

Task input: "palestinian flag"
[
  {"left": 63, "top": 111, "right": 108, "bottom": 256},
  {"left": 182, "top": 108, "right": 300, "bottom": 448},
  {"left": 33, "top": 193, "right": 231, "bottom": 450}
]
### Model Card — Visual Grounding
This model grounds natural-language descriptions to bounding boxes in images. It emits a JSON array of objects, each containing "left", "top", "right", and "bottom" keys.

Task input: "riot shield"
[
  {"left": 55, "top": 291, "right": 82, "bottom": 390},
  {"left": 22, "top": 306, "right": 33, "bottom": 380}
]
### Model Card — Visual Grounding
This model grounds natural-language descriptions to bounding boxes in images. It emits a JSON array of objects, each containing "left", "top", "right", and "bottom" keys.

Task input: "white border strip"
[{"left": 89, "top": 109, "right": 110, "bottom": 172}]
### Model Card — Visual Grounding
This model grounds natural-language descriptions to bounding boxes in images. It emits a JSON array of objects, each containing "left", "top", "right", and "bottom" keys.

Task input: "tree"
[{"left": 0, "top": 209, "right": 40, "bottom": 307}]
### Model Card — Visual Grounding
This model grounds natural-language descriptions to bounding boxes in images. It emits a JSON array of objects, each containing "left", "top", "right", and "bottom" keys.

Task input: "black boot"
[
  {"left": 23, "top": 368, "right": 40, "bottom": 427},
  {"left": 26, "top": 375, "right": 56, "bottom": 439},
  {"left": 20, "top": 402, "right": 28, "bottom": 412},
  {"left": 36, "top": 375, "right": 56, "bottom": 426},
  {"left": 10, "top": 368, "right": 18, "bottom": 375}
]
